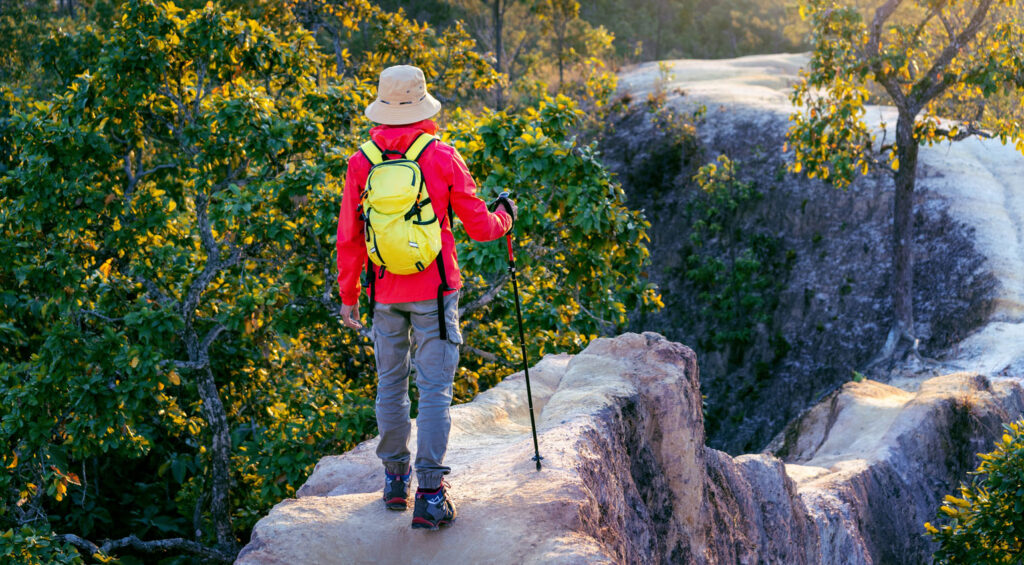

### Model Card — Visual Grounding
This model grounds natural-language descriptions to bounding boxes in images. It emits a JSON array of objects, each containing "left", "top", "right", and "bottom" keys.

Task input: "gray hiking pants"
[{"left": 371, "top": 291, "right": 462, "bottom": 490}]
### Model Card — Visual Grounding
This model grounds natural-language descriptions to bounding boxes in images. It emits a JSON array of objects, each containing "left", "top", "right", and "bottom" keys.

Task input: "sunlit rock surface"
[{"left": 237, "top": 333, "right": 1022, "bottom": 564}]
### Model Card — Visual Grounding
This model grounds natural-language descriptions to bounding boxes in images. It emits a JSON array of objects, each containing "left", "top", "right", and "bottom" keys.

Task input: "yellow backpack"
[{"left": 359, "top": 133, "right": 442, "bottom": 275}]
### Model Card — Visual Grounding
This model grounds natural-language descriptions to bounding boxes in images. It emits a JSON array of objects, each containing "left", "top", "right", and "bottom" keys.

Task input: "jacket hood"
[{"left": 369, "top": 119, "right": 439, "bottom": 153}]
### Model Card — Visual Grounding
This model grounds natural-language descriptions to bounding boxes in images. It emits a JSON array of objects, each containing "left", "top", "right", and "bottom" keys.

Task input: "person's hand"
[
  {"left": 497, "top": 196, "right": 517, "bottom": 222},
  {"left": 489, "top": 194, "right": 517, "bottom": 222},
  {"left": 340, "top": 303, "right": 363, "bottom": 330}
]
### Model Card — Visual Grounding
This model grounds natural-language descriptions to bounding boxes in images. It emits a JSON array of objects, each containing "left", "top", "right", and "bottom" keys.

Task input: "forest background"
[
  {"left": 0, "top": 0, "right": 813, "bottom": 561},
  {"left": 13, "top": 0, "right": 1024, "bottom": 562}
]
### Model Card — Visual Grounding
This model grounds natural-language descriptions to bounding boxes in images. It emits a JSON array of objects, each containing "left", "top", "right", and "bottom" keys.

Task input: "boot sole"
[{"left": 411, "top": 517, "right": 456, "bottom": 530}]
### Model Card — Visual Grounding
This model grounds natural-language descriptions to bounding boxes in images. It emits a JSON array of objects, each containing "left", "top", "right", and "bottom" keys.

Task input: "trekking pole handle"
[{"left": 497, "top": 191, "right": 516, "bottom": 264}]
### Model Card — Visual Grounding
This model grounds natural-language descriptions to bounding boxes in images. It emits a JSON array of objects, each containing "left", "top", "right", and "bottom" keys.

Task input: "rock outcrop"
[
  {"left": 237, "top": 333, "right": 1024, "bottom": 564},
  {"left": 608, "top": 54, "right": 1015, "bottom": 453}
]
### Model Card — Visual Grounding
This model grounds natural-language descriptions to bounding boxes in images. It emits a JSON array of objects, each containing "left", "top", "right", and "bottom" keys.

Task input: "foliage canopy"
[{"left": 0, "top": 0, "right": 657, "bottom": 561}]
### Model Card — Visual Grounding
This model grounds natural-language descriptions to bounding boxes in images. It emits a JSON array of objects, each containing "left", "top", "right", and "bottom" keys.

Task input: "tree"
[
  {"left": 534, "top": 0, "right": 614, "bottom": 92},
  {"left": 446, "top": 0, "right": 547, "bottom": 107},
  {"left": 0, "top": 0, "right": 659, "bottom": 561},
  {"left": 787, "top": 0, "right": 1024, "bottom": 363},
  {"left": 926, "top": 419, "right": 1024, "bottom": 563},
  {"left": 2, "top": 1, "right": 355, "bottom": 559}
]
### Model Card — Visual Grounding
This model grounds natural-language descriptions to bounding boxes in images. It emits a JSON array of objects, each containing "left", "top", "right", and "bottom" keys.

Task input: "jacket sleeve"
[
  {"left": 337, "top": 155, "right": 368, "bottom": 306},
  {"left": 447, "top": 148, "right": 513, "bottom": 242}
]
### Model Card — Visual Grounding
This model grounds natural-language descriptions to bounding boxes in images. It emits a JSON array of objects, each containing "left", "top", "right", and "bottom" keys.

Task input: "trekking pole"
[{"left": 496, "top": 191, "right": 543, "bottom": 471}]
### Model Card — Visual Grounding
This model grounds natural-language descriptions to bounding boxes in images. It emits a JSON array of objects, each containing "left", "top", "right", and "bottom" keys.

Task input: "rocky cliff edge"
[{"left": 237, "top": 333, "right": 1023, "bottom": 564}]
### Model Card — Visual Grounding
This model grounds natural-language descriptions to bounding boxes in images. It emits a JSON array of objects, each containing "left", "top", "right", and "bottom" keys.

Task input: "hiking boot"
[
  {"left": 411, "top": 481, "right": 457, "bottom": 530},
  {"left": 383, "top": 467, "right": 411, "bottom": 511}
]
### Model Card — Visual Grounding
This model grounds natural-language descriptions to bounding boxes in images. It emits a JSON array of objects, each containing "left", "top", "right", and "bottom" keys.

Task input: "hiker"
[{"left": 336, "top": 64, "right": 516, "bottom": 530}]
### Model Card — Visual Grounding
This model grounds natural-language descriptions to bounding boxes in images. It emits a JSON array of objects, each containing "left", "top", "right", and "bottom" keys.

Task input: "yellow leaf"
[
  {"left": 112, "top": 217, "right": 122, "bottom": 232},
  {"left": 891, "top": 158, "right": 900, "bottom": 171},
  {"left": 98, "top": 258, "right": 113, "bottom": 280},
  {"left": 5, "top": 454, "right": 16, "bottom": 469},
  {"left": 169, "top": 371, "right": 181, "bottom": 386},
  {"left": 168, "top": 199, "right": 177, "bottom": 212},
  {"left": 793, "top": 162, "right": 803, "bottom": 173},
  {"left": 130, "top": 357, "right": 139, "bottom": 368}
]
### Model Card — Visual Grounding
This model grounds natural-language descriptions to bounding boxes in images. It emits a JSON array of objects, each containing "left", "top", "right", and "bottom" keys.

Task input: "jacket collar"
[{"left": 369, "top": 120, "right": 439, "bottom": 153}]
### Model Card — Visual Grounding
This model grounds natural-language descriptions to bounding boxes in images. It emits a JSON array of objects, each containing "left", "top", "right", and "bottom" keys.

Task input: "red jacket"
[{"left": 336, "top": 120, "right": 512, "bottom": 306}]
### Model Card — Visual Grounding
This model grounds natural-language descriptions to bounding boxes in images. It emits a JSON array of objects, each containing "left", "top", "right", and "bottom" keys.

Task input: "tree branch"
[
  {"left": 937, "top": 9, "right": 957, "bottom": 42},
  {"left": 910, "top": 5, "right": 940, "bottom": 44},
  {"left": 913, "top": 0, "right": 995, "bottom": 108},
  {"left": 865, "top": 0, "right": 909, "bottom": 106},
  {"left": 194, "top": 60, "right": 209, "bottom": 116},
  {"left": 57, "top": 533, "right": 233, "bottom": 563},
  {"left": 200, "top": 323, "right": 227, "bottom": 354},
  {"left": 461, "top": 343, "right": 513, "bottom": 367},
  {"left": 459, "top": 271, "right": 511, "bottom": 318},
  {"left": 138, "top": 162, "right": 177, "bottom": 179},
  {"left": 578, "top": 301, "right": 615, "bottom": 329},
  {"left": 134, "top": 275, "right": 177, "bottom": 308},
  {"left": 181, "top": 194, "right": 244, "bottom": 322},
  {"left": 80, "top": 310, "right": 124, "bottom": 323},
  {"left": 173, "top": 359, "right": 208, "bottom": 371}
]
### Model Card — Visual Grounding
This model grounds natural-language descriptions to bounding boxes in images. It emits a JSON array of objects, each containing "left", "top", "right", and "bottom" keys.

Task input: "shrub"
[{"left": 926, "top": 418, "right": 1024, "bottom": 564}]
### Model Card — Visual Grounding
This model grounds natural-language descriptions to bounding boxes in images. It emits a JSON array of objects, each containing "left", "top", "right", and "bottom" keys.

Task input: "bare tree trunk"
[
  {"left": 332, "top": 32, "right": 345, "bottom": 77},
  {"left": 892, "top": 110, "right": 919, "bottom": 338},
  {"left": 178, "top": 193, "right": 242, "bottom": 553},
  {"left": 196, "top": 364, "right": 234, "bottom": 549},
  {"left": 493, "top": 0, "right": 505, "bottom": 108},
  {"left": 556, "top": 31, "right": 564, "bottom": 90},
  {"left": 653, "top": 0, "right": 663, "bottom": 60}
]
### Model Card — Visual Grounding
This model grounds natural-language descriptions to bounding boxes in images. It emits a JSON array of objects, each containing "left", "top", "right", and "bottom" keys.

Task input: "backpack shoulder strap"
[
  {"left": 404, "top": 133, "right": 437, "bottom": 162},
  {"left": 359, "top": 140, "right": 385, "bottom": 166}
]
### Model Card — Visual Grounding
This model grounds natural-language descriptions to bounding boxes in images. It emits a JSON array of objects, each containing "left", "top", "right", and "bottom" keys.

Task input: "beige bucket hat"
[{"left": 365, "top": 65, "right": 442, "bottom": 125}]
